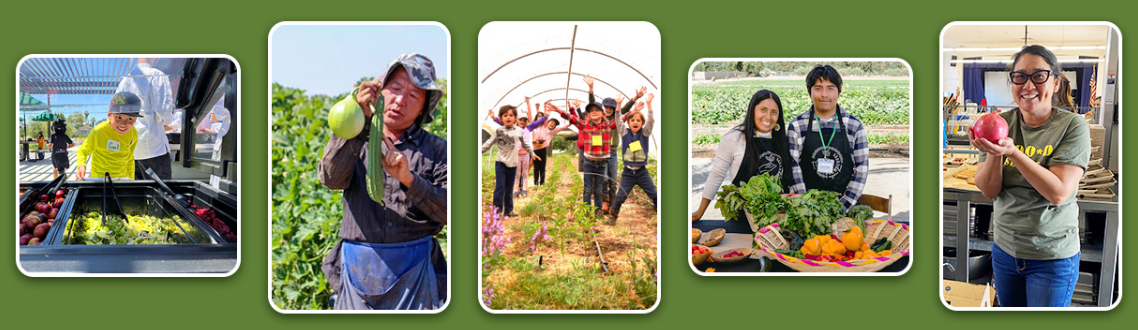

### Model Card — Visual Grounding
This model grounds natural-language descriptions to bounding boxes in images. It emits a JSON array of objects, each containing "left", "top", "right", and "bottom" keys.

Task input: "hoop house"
[{"left": 479, "top": 22, "right": 662, "bottom": 158}]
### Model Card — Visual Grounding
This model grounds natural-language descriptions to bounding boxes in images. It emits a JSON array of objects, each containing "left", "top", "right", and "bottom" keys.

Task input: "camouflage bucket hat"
[
  {"left": 109, "top": 91, "right": 144, "bottom": 117},
  {"left": 381, "top": 53, "right": 443, "bottom": 125}
]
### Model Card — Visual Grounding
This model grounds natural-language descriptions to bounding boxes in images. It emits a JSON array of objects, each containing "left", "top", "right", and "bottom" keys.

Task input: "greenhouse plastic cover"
[{"left": 479, "top": 22, "right": 662, "bottom": 158}]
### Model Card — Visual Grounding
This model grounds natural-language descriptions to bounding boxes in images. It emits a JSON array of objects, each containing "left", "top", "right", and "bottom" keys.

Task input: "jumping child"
[
  {"left": 548, "top": 101, "right": 615, "bottom": 217},
  {"left": 482, "top": 105, "right": 539, "bottom": 217},
  {"left": 610, "top": 94, "right": 658, "bottom": 221}
]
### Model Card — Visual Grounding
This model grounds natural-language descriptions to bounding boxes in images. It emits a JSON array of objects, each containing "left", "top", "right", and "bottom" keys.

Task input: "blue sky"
[{"left": 271, "top": 24, "right": 449, "bottom": 96}]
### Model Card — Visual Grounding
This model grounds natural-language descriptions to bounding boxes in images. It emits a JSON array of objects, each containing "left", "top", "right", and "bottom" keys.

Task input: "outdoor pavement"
[
  {"left": 19, "top": 147, "right": 210, "bottom": 183},
  {"left": 690, "top": 157, "right": 912, "bottom": 223}
]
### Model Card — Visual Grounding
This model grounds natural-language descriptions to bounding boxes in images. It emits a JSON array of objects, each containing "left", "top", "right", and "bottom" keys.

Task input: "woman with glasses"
[{"left": 970, "top": 45, "right": 1091, "bottom": 307}]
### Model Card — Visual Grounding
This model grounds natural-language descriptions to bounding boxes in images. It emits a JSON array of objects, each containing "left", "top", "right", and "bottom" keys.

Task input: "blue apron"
[{"left": 334, "top": 235, "right": 441, "bottom": 310}]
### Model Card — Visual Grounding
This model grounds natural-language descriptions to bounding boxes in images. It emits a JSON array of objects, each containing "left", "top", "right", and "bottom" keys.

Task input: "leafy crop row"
[{"left": 691, "top": 82, "right": 910, "bottom": 126}]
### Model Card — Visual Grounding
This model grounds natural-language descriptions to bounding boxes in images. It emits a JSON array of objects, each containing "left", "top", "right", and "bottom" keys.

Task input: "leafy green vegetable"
[
  {"left": 714, "top": 174, "right": 784, "bottom": 224},
  {"left": 66, "top": 212, "right": 192, "bottom": 245},
  {"left": 781, "top": 190, "right": 844, "bottom": 238}
]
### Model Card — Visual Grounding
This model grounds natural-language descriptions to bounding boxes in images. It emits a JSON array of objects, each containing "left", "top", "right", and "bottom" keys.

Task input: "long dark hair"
[
  {"left": 1009, "top": 45, "right": 1064, "bottom": 105},
  {"left": 735, "top": 89, "right": 792, "bottom": 191}
]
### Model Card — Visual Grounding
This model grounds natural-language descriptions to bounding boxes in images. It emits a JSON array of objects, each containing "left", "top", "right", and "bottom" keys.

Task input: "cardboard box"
[{"left": 943, "top": 280, "right": 995, "bottom": 307}]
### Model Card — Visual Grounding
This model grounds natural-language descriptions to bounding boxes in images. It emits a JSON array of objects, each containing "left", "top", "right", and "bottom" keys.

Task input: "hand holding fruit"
[
  {"left": 969, "top": 130, "right": 1016, "bottom": 157},
  {"left": 355, "top": 81, "right": 383, "bottom": 118}
]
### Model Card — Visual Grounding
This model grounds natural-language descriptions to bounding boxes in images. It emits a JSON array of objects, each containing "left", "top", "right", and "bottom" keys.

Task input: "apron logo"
[
  {"left": 811, "top": 146, "right": 843, "bottom": 179},
  {"left": 758, "top": 151, "right": 783, "bottom": 178},
  {"left": 106, "top": 140, "right": 121, "bottom": 152}
]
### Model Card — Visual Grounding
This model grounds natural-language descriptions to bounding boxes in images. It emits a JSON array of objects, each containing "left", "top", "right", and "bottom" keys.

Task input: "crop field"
[
  {"left": 481, "top": 153, "right": 657, "bottom": 310},
  {"left": 691, "top": 79, "right": 911, "bottom": 126},
  {"left": 270, "top": 83, "right": 448, "bottom": 310}
]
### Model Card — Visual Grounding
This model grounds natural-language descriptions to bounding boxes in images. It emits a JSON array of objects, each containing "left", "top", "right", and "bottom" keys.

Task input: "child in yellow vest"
[{"left": 76, "top": 92, "right": 142, "bottom": 180}]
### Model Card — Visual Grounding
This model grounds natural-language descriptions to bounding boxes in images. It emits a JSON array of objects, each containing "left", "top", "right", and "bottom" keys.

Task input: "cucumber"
[{"left": 366, "top": 95, "right": 385, "bottom": 206}]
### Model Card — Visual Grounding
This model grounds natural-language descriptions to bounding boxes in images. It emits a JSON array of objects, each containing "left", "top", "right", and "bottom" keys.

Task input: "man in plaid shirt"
[
  {"left": 787, "top": 65, "right": 869, "bottom": 211},
  {"left": 549, "top": 101, "right": 615, "bottom": 214}
]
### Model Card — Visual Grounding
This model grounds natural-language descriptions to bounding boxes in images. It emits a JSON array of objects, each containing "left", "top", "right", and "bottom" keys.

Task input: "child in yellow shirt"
[{"left": 76, "top": 92, "right": 142, "bottom": 180}]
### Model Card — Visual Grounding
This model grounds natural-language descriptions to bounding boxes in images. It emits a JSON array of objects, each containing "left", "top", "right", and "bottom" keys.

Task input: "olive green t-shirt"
[{"left": 978, "top": 108, "right": 1090, "bottom": 260}]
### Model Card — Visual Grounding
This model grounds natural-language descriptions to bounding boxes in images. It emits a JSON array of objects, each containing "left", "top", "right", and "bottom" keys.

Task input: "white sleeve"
[{"left": 702, "top": 130, "right": 740, "bottom": 201}]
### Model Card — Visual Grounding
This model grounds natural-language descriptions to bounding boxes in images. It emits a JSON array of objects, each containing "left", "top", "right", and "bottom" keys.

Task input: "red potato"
[
  {"left": 20, "top": 234, "right": 32, "bottom": 245},
  {"left": 24, "top": 216, "right": 42, "bottom": 231},
  {"left": 33, "top": 223, "right": 50, "bottom": 238}
]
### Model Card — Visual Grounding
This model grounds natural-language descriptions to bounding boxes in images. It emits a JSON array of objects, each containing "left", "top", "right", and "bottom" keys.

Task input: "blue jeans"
[
  {"left": 606, "top": 150, "right": 619, "bottom": 200},
  {"left": 611, "top": 167, "right": 657, "bottom": 214},
  {"left": 991, "top": 244, "right": 1079, "bottom": 307},
  {"left": 582, "top": 158, "right": 608, "bottom": 209},
  {"left": 493, "top": 161, "right": 518, "bottom": 214}
]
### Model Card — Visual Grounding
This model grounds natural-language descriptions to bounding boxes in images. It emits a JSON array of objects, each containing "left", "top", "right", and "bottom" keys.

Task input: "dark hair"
[
  {"left": 735, "top": 89, "right": 792, "bottom": 191},
  {"left": 806, "top": 65, "right": 843, "bottom": 93},
  {"left": 53, "top": 120, "right": 66, "bottom": 133},
  {"left": 1009, "top": 45, "right": 1064, "bottom": 105},
  {"left": 547, "top": 118, "right": 560, "bottom": 126},
  {"left": 535, "top": 111, "right": 545, "bottom": 119},
  {"left": 498, "top": 105, "right": 517, "bottom": 118},
  {"left": 1057, "top": 75, "right": 1075, "bottom": 109}
]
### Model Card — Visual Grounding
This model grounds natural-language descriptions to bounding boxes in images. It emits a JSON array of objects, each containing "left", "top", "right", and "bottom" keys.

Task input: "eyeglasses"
[{"left": 1009, "top": 69, "right": 1054, "bottom": 85}]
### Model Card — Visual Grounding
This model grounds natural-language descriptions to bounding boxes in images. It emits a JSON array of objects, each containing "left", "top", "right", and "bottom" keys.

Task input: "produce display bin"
[
  {"left": 168, "top": 180, "right": 238, "bottom": 244},
  {"left": 17, "top": 183, "right": 78, "bottom": 247},
  {"left": 18, "top": 181, "right": 237, "bottom": 274},
  {"left": 57, "top": 186, "right": 218, "bottom": 245}
]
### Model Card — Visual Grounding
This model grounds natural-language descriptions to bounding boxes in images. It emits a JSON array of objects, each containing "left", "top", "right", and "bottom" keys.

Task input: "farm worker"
[
  {"left": 971, "top": 45, "right": 1089, "bottom": 307},
  {"left": 116, "top": 57, "right": 175, "bottom": 180},
  {"left": 317, "top": 53, "right": 447, "bottom": 310},
  {"left": 75, "top": 92, "right": 141, "bottom": 181},
  {"left": 787, "top": 65, "right": 869, "bottom": 211},
  {"left": 691, "top": 90, "right": 794, "bottom": 228},
  {"left": 196, "top": 96, "right": 231, "bottom": 188}
]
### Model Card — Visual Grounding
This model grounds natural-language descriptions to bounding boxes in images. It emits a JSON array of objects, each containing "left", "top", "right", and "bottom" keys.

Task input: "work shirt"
[
  {"left": 787, "top": 105, "right": 869, "bottom": 210},
  {"left": 116, "top": 63, "right": 174, "bottom": 160},
  {"left": 978, "top": 108, "right": 1090, "bottom": 260},
  {"left": 76, "top": 121, "right": 137, "bottom": 179},
  {"left": 318, "top": 123, "right": 448, "bottom": 243},
  {"left": 565, "top": 115, "right": 616, "bottom": 159}
]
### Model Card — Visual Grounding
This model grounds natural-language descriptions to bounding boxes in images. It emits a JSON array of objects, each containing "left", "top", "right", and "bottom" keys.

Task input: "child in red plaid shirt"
[{"left": 548, "top": 101, "right": 615, "bottom": 215}]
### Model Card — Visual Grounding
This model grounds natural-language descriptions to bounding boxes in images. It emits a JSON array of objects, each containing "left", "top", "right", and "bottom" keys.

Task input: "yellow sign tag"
[
  {"left": 592, "top": 135, "right": 603, "bottom": 146},
  {"left": 629, "top": 140, "right": 642, "bottom": 152}
]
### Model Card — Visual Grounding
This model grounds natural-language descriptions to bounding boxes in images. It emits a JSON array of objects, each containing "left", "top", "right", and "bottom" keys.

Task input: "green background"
[{"left": 1, "top": 0, "right": 1132, "bottom": 327}]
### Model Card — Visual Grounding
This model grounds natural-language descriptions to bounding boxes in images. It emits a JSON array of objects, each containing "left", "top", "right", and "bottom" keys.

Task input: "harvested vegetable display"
[
  {"left": 193, "top": 205, "right": 236, "bottom": 242},
  {"left": 781, "top": 190, "right": 844, "bottom": 238},
  {"left": 66, "top": 212, "right": 193, "bottom": 245},
  {"left": 691, "top": 245, "right": 711, "bottom": 255},
  {"left": 18, "top": 188, "right": 66, "bottom": 246},
  {"left": 714, "top": 174, "right": 785, "bottom": 223}
]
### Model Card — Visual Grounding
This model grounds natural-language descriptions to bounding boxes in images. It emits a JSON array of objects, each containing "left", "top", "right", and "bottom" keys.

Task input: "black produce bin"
[
  {"left": 17, "top": 183, "right": 78, "bottom": 247},
  {"left": 168, "top": 181, "right": 238, "bottom": 244},
  {"left": 56, "top": 186, "right": 221, "bottom": 246}
]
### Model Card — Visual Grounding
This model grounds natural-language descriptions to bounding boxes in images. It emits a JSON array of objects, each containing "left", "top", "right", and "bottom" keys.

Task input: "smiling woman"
[{"left": 970, "top": 45, "right": 1090, "bottom": 307}]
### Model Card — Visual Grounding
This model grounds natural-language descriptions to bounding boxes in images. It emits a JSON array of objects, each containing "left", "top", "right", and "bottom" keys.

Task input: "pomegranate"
[{"left": 972, "top": 113, "right": 1009, "bottom": 144}]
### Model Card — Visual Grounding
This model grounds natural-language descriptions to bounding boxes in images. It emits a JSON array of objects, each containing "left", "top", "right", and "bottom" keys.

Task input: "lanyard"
[{"left": 815, "top": 112, "right": 838, "bottom": 150}]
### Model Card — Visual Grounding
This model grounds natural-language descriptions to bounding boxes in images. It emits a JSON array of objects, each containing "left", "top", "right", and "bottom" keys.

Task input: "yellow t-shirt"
[{"left": 76, "top": 121, "right": 137, "bottom": 179}]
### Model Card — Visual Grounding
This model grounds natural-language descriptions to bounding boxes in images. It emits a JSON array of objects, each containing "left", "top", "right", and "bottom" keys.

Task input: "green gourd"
[{"left": 366, "top": 95, "right": 385, "bottom": 206}]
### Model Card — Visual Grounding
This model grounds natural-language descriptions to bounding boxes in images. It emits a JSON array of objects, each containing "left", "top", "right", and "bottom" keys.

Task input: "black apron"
[
  {"left": 725, "top": 134, "right": 785, "bottom": 233},
  {"left": 800, "top": 111, "right": 854, "bottom": 193}
]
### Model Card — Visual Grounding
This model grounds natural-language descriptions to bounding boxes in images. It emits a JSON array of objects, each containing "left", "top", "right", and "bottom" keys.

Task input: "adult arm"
[
  {"left": 841, "top": 120, "right": 869, "bottom": 211},
  {"left": 318, "top": 134, "right": 366, "bottom": 190},
  {"left": 693, "top": 130, "right": 739, "bottom": 221},
  {"left": 787, "top": 118, "right": 806, "bottom": 194},
  {"left": 384, "top": 137, "right": 448, "bottom": 225}
]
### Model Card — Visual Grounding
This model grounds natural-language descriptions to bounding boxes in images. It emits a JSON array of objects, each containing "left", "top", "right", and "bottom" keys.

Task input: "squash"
[{"left": 366, "top": 94, "right": 386, "bottom": 206}]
